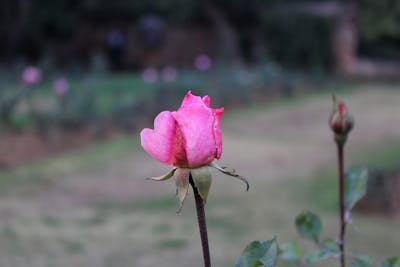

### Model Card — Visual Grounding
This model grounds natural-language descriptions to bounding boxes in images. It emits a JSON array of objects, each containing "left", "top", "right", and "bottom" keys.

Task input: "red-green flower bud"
[{"left": 329, "top": 96, "right": 354, "bottom": 145}]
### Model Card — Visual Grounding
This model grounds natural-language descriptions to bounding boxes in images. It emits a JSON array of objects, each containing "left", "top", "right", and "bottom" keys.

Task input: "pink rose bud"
[
  {"left": 329, "top": 96, "right": 354, "bottom": 144},
  {"left": 141, "top": 91, "right": 224, "bottom": 168},
  {"left": 22, "top": 66, "right": 42, "bottom": 86}
]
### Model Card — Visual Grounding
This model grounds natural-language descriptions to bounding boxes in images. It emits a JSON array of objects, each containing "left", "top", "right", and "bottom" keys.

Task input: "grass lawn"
[{"left": 0, "top": 83, "right": 399, "bottom": 267}]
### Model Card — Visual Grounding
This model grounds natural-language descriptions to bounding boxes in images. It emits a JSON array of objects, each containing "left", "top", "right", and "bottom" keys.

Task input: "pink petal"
[
  {"left": 173, "top": 103, "right": 215, "bottom": 168},
  {"left": 338, "top": 102, "right": 346, "bottom": 117},
  {"left": 140, "top": 111, "right": 176, "bottom": 165},
  {"left": 171, "top": 124, "right": 188, "bottom": 167},
  {"left": 180, "top": 91, "right": 206, "bottom": 108},
  {"left": 202, "top": 95, "right": 210, "bottom": 107},
  {"left": 212, "top": 108, "right": 224, "bottom": 159}
]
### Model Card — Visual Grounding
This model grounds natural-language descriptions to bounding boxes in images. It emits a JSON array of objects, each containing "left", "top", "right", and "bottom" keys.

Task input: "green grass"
[
  {"left": 133, "top": 195, "right": 178, "bottom": 212},
  {"left": 0, "top": 134, "right": 139, "bottom": 188},
  {"left": 293, "top": 141, "right": 400, "bottom": 213},
  {"left": 0, "top": 83, "right": 399, "bottom": 266},
  {"left": 152, "top": 223, "right": 172, "bottom": 234},
  {"left": 353, "top": 141, "right": 400, "bottom": 170},
  {"left": 207, "top": 215, "right": 244, "bottom": 236},
  {"left": 156, "top": 238, "right": 187, "bottom": 249}
]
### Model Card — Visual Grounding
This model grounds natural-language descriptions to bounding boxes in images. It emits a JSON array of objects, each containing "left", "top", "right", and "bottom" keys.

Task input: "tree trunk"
[{"left": 332, "top": 3, "right": 358, "bottom": 74}]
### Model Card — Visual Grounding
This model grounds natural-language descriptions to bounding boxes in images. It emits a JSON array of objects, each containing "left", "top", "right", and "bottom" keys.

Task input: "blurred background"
[{"left": 0, "top": 0, "right": 399, "bottom": 266}]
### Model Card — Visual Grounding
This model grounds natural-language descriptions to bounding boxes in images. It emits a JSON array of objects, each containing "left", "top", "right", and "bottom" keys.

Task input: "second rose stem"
[{"left": 337, "top": 143, "right": 346, "bottom": 267}]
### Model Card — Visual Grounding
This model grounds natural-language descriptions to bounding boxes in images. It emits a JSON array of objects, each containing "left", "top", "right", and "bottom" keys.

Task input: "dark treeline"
[{"left": 1, "top": 0, "right": 399, "bottom": 70}]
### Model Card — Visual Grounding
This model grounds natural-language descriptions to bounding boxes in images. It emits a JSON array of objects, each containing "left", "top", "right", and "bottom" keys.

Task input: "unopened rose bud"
[
  {"left": 329, "top": 96, "right": 354, "bottom": 145},
  {"left": 141, "top": 91, "right": 248, "bottom": 210}
]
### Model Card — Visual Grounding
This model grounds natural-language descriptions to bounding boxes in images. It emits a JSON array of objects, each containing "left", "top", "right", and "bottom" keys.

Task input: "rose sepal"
[
  {"left": 209, "top": 162, "right": 249, "bottom": 191},
  {"left": 191, "top": 166, "right": 212, "bottom": 204},
  {"left": 145, "top": 162, "right": 249, "bottom": 212},
  {"left": 175, "top": 168, "right": 190, "bottom": 213},
  {"left": 145, "top": 167, "right": 177, "bottom": 181}
]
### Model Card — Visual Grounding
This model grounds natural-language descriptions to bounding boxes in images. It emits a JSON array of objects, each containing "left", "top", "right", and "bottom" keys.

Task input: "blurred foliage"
[
  {"left": 0, "top": 64, "right": 308, "bottom": 132},
  {"left": 34, "top": 0, "right": 80, "bottom": 40},
  {"left": 359, "top": 0, "right": 400, "bottom": 60},
  {"left": 0, "top": 72, "right": 152, "bottom": 131},
  {"left": 235, "top": 238, "right": 279, "bottom": 267},
  {"left": 82, "top": 0, "right": 200, "bottom": 24},
  {"left": 262, "top": 14, "right": 333, "bottom": 70},
  {"left": 2, "top": 0, "right": 399, "bottom": 69},
  {"left": 359, "top": 0, "right": 400, "bottom": 41}
]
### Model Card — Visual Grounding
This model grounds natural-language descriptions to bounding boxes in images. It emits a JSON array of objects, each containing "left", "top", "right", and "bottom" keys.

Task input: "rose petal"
[
  {"left": 173, "top": 102, "right": 215, "bottom": 167},
  {"left": 171, "top": 124, "right": 188, "bottom": 167},
  {"left": 180, "top": 91, "right": 207, "bottom": 108},
  {"left": 212, "top": 107, "right": 224, "bottom": 159},
  {"left": 202, "top": 95, "right": 210, "bottom": 107},
  {"left": 140, "top": 111, "right": 176, "bottom": 165}
]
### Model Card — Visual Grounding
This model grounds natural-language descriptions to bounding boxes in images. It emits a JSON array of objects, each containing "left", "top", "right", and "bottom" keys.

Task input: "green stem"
[
  {"left": 337, "top": 143, "right": 346, "bottom": 267},
  {"left": 189, "top": 173, "right": 211, "bottom": 267}
]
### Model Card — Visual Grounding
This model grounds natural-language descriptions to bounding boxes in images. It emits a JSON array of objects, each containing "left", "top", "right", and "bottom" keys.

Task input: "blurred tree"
[
  {"left": 359, "top": 0, "right": 400, "bottom": 41},
  {"left": 0, "top": 0, "right": 33, "bottom": 61},
  {"left": 1, "top": 0, "right": 399, "bottom": 69},
  {"left": 0, "top": 0, "right": 82, "bottom": 62},
  {"left": 359, "top": 0, "right": 400, "bottom": 60}
]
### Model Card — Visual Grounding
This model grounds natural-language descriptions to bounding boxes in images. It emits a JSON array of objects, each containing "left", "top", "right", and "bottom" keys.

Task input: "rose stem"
[
  {"left": 189, "top": 173, "right": 211, "bottom": 267},
  {"left": 337, "top": 142, "right": 346, "bottom": 267}
]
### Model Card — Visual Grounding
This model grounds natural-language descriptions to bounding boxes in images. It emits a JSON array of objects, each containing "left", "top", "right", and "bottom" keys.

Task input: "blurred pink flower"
[
  {"left": 142, "top": 67, "right": 158, "bottom": 84},
  {"left": 140, "top": 91, "right": 224, "bottom": 168},
  {"left": 194, "top": 54, "right": 212, "bottom": 71},
  {"left": 22, "top": 66, "right": 42, "bottom": 85},
  {"left": 161, "top": 66, "right": 177, "bottom": 82},
  {"left": 54, "top": 78, "right": 69, "bottom": 96}
]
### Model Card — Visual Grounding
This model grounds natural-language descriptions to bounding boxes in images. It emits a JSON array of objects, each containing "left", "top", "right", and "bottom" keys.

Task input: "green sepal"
[
  {"left": 175, "top": 168, "right": 190, "bottom": 213},
  {"left": 145, "top": 167, "right": 177, "bottom": 181},
  {"left": 209, "top": 162, "right": 249, "bottom": 191},
  {"left": 191, "top": 166, "right": 212, "bottom": 203}
]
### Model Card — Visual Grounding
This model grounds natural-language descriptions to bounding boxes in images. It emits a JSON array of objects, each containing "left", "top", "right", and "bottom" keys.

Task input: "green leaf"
[
  {"left": 191, "top": 166, "right": 212, "bottom": 203},
  {"left": 295, "top": 211, "right": 322, "bottom": 243},
  {"left": 302, "top": 239, "right": 340, "bottom": 266},
  {"left": 345, "top": 167, "right": 368, "bottom": 212},
  {"left": 351, "top": 255, "right": 373, "bottom": 267},
  {"left": 259, "top": 239, "right": 279, "bottom": 267},
  {"left": 378, "top": 257, "right": 400, "bottom": 267},
  {"left": 146, "top": 167, "right": 177, "bottom": 181},
  {"left": 280, "top": 242, "right": 302, "bottom": 263},
  {"left": 175, "top": 168, "right": 190, "bottom": 213},
  {"left": 320, "top": 238, "right": 340, "bottom": 256},
  {"left": 305, "top": 251, "right": 325, "bottom": 265},
  {"left": 235, "top": 239, "right": 279, "bottom": 267}
]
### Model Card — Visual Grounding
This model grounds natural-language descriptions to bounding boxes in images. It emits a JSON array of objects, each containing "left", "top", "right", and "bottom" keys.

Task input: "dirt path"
[
  {"left": 220, "top": 87, "right": 400, "bottom": 183},
  {"left": 0, "top": 86, "right": 399, "bottom": 267}
]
